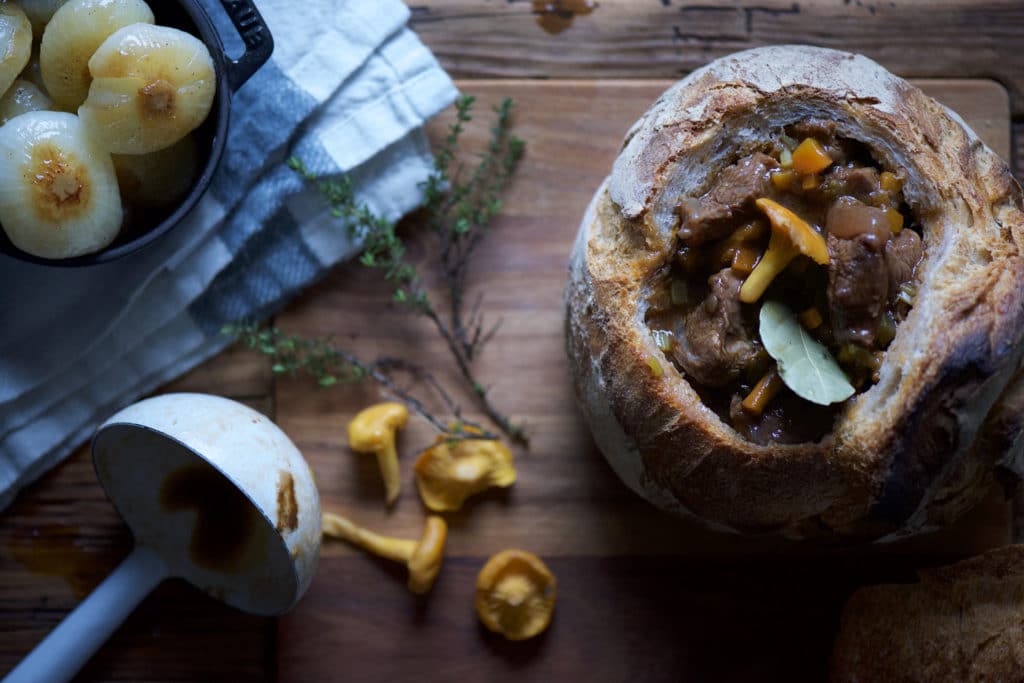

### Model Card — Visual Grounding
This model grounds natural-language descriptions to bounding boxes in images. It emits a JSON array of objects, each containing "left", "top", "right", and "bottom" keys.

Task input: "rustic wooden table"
[{"left": 1, "top": 2, "right": 1021, "bottom": 681}]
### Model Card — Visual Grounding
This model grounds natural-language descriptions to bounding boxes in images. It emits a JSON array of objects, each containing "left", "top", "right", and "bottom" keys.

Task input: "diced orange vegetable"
[
  {"left": 731, "top": 245, "right": 761, "bottom": 275},
  {"left": 799, "top": 306, "right": 824, "bottom": 330},
  {"left": 646, "top": 356, "right": 663, "bottom": 377},
  {"left": 714, "top": 221, "right": 766, "bottom": 266},
  {"left": 801, "top": 173, "right": 820, "bottom": 191},
  {"left": 884, "top": 207, "right": 904, "bottom": 233},
  {"left": 717, "top": 246, "right": 739, "bottom": 267},
  {"left": 792, "top": 138, "right": 833, "bottom": 175},
  {"left": 741, "top": 366, "right": 784, "bottom": 416},
  {"left": 739, "top": 198, "right": 829, "bottom": 304},
  {"left": 870, "top": 352, "right": 885, "bottom": 373},
  {"left": 879, "top": 171, "right": 902, "bottom": 193},
  {"left": 771, "top": 169, "right": 797, "bottom": 191}
]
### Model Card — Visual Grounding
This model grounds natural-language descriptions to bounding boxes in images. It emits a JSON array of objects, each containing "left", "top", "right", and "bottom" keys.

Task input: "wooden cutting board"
[{"left": 276, "top": 80, "right": 1012, "bottom": 682}]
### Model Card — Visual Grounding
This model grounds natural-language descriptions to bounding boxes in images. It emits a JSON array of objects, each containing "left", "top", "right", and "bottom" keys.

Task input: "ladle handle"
[{"left": 3, "top": 545, "right": 168, "bottom": 683}]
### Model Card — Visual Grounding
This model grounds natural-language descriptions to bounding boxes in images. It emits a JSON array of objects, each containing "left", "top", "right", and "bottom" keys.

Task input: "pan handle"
[{"left": 219, "top": 0, "right": 274, "bottom": 91}]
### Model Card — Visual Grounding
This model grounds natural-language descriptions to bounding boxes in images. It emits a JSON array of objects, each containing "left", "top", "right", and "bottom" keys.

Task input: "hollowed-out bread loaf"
[{"left": 564, "top": 45, "right": 1024, "bottom": 540}]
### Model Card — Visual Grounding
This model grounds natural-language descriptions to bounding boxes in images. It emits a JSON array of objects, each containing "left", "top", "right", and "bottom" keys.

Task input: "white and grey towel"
[{"left": 0, "top": 0, "right": 457, "bottom": 509}]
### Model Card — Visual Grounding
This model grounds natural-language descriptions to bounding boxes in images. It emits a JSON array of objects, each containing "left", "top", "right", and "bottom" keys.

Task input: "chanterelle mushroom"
[
  {"left": 414, "top": 431, "right": 516, "bottom": 512},
  {"left": 475, "top": 549, "right": 557, "bottom": 641},
  {"left": 322, "top": 511, "right": 447, "bottom": 594},
  {"left": 347, "top": 402, "right": 409, "bottom": 505},
  {"left": 739, "top": 197, "right": 829, "bottom": 303}
]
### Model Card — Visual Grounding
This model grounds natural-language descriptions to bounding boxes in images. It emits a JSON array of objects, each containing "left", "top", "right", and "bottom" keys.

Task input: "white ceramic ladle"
[{"left": 3, "top": 393, "right": 321, "bottom": 683}]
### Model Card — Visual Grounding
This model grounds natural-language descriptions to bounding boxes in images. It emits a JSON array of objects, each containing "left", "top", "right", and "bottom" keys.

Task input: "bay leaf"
[{"left": 759, "top": 300, "right": 855, "bottom": 406}]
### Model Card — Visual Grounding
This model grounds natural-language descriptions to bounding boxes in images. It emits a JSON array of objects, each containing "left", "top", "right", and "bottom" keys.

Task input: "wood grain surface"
[
  {"left": 414, "top": 0, "right": 1024, "bottom": 184},
  {"left": 0, "top": 73, "right": 1013, "bottom": 683},
  {"left": 0, "top": 9, "right": 1017, "bottom": 676},
  {"left": 410, "top": 1, "right": 1024, "bottom": 118},
  {"left": 0, "top": 346, "right": 276, "bottom": 682},
  {"left": 275, "top": 79, "right": 1014, "bottom": 682}
]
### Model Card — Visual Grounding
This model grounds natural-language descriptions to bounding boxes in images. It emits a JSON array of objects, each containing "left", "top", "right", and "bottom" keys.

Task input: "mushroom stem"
[
  {"left": 739, "top": 197, "right": 829, "bottom": 303},
  {"left": 376, "top": 441, "right": 402, "bottom": 506},
  {"left": 322, "top": 511, "right": 448, "bottom": 594},
  {"left": 347, "top": 402, "right": 409, "bottom": 506},
  {"left": 496, "top": 574, "right": 533, "bottom": 607},
  {"left": 322, "top": 512, "right": 415, "bottom": 562}
]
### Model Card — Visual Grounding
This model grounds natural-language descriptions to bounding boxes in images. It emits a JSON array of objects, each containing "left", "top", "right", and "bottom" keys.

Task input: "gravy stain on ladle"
[
  {"left": 159, "top": 464, "right": 260, "bottom": 573},
  {"left": 275, "top": 470, "right": 298, "bottom": 533},
  {"left": 5, "top": 394, "right": 321, "bottom": 683}
]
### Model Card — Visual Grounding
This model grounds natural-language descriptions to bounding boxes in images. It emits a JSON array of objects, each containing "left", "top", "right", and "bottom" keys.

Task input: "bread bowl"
[
  {"left": 565, "top": 45, "right": 1024, "bottom": 540},
  {"left": 831, "top": 544, "right": 1024, "bottom": 681}
]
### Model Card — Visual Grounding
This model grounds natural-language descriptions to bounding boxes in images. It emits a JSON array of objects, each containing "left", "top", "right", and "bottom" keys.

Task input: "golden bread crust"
[{"left": 565, "top": 45, "right": 1024, "bottom": 540}]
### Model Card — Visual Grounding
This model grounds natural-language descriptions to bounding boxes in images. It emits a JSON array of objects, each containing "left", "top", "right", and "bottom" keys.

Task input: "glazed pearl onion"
[
  {"left": 0, "top": 4, "right": 33, "bottom": 100},
  {"left": 40, "top": 0, "right": 155, "bottom": 111},
  {"left": 0, "top": 111, "right": 122, "bottom": 259},
  {"left": 79, "top": 23, "right": 216, "bottom": 155}
]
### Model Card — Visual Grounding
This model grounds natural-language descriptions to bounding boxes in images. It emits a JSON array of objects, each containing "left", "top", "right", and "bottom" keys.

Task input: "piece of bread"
[
  {"left": 564, "top": 45, "right": 1024, "bottom": 540},
  {"left": 831, "top": 545, "right": 1024, "bottom": 682}
]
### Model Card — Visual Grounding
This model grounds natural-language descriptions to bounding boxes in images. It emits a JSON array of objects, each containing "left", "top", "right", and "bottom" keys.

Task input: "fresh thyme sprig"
[
  {"left": 431, "top": 96, "right": 526, "bottom": 363},
  {"left": 225, "top": 323, "right": 495, "bottom": 443},
  {"left": 287, "top": 159, "right": 431, "bottom": 314},
  {"left": 282, "top": 95, "right": 528, "bottom": 446}
]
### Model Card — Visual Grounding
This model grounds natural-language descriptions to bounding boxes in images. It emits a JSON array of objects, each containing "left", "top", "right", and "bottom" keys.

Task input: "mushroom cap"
[
  {"left": 414, "top": 436, "right": 516, "bottom": 512},
  {"left": 347, "top": 402, "right": 409, "bottom": 452},
  {"left": 755, "top": 197, "right": 828, "bottom": 264},
  {"left": 475, "top": 549, "right": 556, "bottom": 640},
  {"left": 407, "top": 516, "right": 447, "bottom": 594}
]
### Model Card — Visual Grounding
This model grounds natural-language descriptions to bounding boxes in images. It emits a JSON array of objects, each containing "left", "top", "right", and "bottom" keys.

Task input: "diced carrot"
[
  {"left": 884, "top": 207, "right": 904, "bottom": 233},
  {"left": 799, "top": 306, "right": 823, "bottom": 330},
  {"left": 731, "top": 245, "right": 761, "bottom": 275},
  {"left": 792, "top": 138, "right": 833, "bottom": 175},
  {"left": 771, "top": 169, "right": 798, "bottom": 191},
  {"left": 741, "top": 366, "right": 784, "bottom": 416},
  {"left": 714, "top": 221, "right": 767, "bottom": 266},
  {"left": 879, "top": 171, "right": 902, "bottom": 193}
]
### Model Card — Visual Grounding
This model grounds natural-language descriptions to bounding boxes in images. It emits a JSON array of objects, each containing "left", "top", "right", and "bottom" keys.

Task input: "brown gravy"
[
  {"left": 646, "top": 120, "right": 924, "bottom": 444},
  {"left": 159, "top": 464, "right": 260, "bottom": 572}
]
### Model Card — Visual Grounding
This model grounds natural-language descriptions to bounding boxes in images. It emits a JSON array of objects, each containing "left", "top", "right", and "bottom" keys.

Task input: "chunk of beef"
[
  {"left": 827, "top": 233, "right": 889, "bottom": 347},
  {"left": 788, "top": 119, "right": 837, "bottom": 141},
  {"left": 678, "top": 153, "right": 776, "bottom": 245},
  {"left": 827, "top": 165, "right": 880, "bottom": 199},
  {"left": 673, "top": 268, "right": 759, "bottom": 387},
  {"left": 885, "top": 228, "right": 924, "bottom": 300}
]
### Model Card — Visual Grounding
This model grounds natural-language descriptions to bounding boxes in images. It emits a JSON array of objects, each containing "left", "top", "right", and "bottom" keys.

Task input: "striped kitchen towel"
[{"left": 0, "top": 0, "right": 458, "bottom": 509}]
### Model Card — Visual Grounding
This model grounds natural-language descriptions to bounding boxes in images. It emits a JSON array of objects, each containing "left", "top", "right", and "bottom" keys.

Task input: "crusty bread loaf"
[
  {"left": 564, "top": 45, "right": 1024, "bottom": 540},
  {"left": 831, "top": 545, "right": 1024, "bottom": 682}
]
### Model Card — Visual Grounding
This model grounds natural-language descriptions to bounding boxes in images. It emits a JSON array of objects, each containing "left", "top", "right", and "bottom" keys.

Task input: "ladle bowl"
[{"left": 4, "top": 393, "right": 320, "bottom": 683}]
